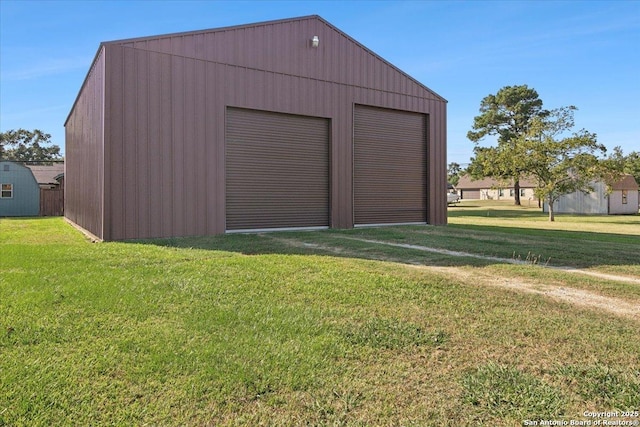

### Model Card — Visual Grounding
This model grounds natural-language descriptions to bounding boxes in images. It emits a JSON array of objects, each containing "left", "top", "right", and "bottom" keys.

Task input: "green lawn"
[{"left": 1, "top": 209, "right": 639, "bottom": 426}]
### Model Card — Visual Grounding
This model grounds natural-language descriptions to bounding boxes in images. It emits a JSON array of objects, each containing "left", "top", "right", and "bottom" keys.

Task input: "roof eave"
[
  {"left": 103, "top": 14, "right": 447, "bottom": 103},
  {"left": 64, "top": 44, "right": 106, "bottom": 127}
]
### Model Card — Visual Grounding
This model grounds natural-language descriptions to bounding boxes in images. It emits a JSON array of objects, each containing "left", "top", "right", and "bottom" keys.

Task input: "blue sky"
[{"left": 1, "top": 0, "right": 638, "bottom": 165}]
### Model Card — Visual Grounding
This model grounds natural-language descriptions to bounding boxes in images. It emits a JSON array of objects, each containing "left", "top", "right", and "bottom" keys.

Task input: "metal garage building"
[{"left": 65, "top": 15, "right": 447, "bottom": 241}]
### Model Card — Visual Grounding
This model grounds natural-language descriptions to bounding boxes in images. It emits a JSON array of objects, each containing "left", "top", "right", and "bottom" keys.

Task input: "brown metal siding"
[
  {"left": 69, "top": 16, "right": 447, "bottom": 240},
  {"left": 354, "top": 105, "right": 427, "bottom": 225},
  {"left": 428, "top": 98, "right": 447, "bottom": 225},
  {"left": 64, "top": 46, "right": 105, "bottom": 239},
  {"left": 104, "top": 46, "right": 214, "bottom": 240},
  {"left": 115, "top": 16, "right": 444, "bottom": 104},
  {"left": 226, "top": 108, "right": 329, "bottom": 230}
]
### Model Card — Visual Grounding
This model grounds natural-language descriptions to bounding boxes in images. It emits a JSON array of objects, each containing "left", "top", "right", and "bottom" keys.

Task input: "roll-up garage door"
[
  {"left": 461, "top": 190, "right": 480, "bottom": 200},
  {"left": 226, "top": 108, "right": 329, "bottom": 231},
  {"left": 354, "top": 105, "right": 427, "bottom": 225}
]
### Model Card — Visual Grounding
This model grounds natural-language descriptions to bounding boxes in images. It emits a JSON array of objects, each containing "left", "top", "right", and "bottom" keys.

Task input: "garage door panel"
[
  {"left": 461, "top": 190, "right": 480, "bottom": 199},
  {"left": 226, "top": 108, "right": 329, "bottom": 231},
  {"left": 354, "top": 105, "right": 427, "bottom": 225}
]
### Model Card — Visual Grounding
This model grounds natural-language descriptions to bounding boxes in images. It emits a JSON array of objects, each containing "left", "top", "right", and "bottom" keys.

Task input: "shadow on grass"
[
  {"left": 447, "top": 222, "right": 640, "bottom": 243},
  {"left": 133, "top": 229, "right": 499, "bottom": 269},
  {"left": 448, "top": 203, "right": 640, "bottom": 222},
  {"left": 133, "top": 221, "right": 640, "bottom": 270},
  {"left": 334, "top": 224, "right": 640, "bottom": 268}
]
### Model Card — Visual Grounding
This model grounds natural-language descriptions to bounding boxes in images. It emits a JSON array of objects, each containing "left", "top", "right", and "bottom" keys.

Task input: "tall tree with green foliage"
[
  {"left": 602, "top": 146, "right": 640, "bottom": 186},
  {"left": 447, "top": 162, "right": 462, "bottom": 186},
  {"left": 467, "top": 85, "right": 548, "bottom": 205},
  {"left": 623, "top": 151, "right": 640, "bottom": 185},
  {"left": 518, "top": 106, "right": 609, "bottom": 221},
  {"left": 0, "top": 129, "right": 62, "bottom": 162}
]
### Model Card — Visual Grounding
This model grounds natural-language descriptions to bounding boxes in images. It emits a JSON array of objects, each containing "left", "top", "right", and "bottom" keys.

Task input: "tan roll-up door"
[
  {"left": 461, "top": 190, "right": 480, "bottom": 200},
  {"left": 226, "top": 108, "right": 329, "bottom": 231},
  {"left": 354, "top": 105, "right": 427, "bottom": 225}
]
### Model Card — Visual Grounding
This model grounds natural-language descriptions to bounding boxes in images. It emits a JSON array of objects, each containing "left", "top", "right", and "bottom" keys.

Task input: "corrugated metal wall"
[
  {"left": 65, "top": 47, "right": 105, "bottom": 239},
  {"left": 543, "top": 182, "right": 609, "bottom": 214},
  {"left": 67, "top": 16, "right": 447, "bottom": 240},
  {"left": 116, "top": 16, "right": 439, "bottom": 102}
]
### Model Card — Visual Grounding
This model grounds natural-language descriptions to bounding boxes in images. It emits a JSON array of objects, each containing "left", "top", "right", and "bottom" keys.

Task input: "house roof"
[
  {"left": 456, "top": 173, "right": 638, "bottom": 191},
  {"left": 25, "top": 164, "right": 64, "bottom": 185},
  {"left": 611, "top": 174, "right": 639, "bottom": 190},
  {"left": 456, "top": 175, "right": 537, "bottom": 190}
]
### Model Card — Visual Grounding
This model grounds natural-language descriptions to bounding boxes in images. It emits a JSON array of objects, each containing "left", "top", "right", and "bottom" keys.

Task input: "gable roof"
[
  {"left": 67, "top": 15, "right": 445, "bottom": 125},
  {"left": 25, "top": 164, "right": 64, "bottom": 185},
  {"left": 105, "top": 15, "right": 445, "bottom": 101},
  {"left": 611, "top": 174, "right": 639, "bottom": 190},
  {"left": 456, "top": 174, "right": 639, "bottom": 191}
]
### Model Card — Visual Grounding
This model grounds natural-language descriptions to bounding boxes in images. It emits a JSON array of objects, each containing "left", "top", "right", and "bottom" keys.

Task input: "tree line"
[
  {"left": 449, "top": 84, "right": 639, "bottom": 221},
  {"left": 0, "top": 129, "right": 63, "bottom": 163}
]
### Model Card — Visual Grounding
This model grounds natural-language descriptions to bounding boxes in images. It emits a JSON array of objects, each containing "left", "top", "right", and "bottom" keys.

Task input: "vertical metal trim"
[
  {"left": 424, "top": 112, "right": 430, "bottom": 224},
  {"left": 100, "top": 45, "right": 107, "bottom": 240}
]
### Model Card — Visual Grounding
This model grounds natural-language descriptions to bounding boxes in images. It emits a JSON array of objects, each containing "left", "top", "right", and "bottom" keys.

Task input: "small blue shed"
[{"left": 0, "top": 161, "right": 40, "bottom": 217}]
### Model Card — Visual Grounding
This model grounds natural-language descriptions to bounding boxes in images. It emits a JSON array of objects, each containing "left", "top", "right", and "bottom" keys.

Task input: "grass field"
[{"left": 1, "top": 203, "right": 639, "bottom": 426}]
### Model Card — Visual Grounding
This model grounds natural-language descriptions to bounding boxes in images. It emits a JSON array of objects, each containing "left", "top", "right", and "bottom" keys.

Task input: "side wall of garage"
[{"left": 65, "top": 46, "right": 106, "bottom": 239}]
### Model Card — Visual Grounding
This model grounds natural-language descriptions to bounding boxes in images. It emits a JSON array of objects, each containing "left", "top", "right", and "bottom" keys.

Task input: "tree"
[
  {"left": 0, "top": 129, "right": 62, "bottom": 162},
  {"left": 447, "top": 162, "right": 462, "bottom": 186},
  {"left": 623, "top": 151, "right": 640, "bottom": 185},
  {"left": 467, "top": 85, "right": 548, "bottom": 205},
  {"left": 519, "top": 107, "right": 609, "bottom": 221},
  {"left": 602, "top": 146, "right": 640, "bottom": 185}
]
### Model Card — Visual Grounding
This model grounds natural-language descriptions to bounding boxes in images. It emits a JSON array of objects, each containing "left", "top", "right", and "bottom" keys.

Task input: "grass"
[
  {"left": 448, "top": 200, "right": 640, "bottom": 282},
  {"left": 1, "top": 206, "right": 639, "bottom": 426},
  {"left": 461, "top": 363, "right": 565, "bottom": 420}
]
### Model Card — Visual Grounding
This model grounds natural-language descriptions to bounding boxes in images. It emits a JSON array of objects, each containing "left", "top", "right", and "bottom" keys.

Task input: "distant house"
[
  {"left": 26, "top": 163, "right": 65, "bottom": 189},
  {"left": 26, "top": 163, "right": 65, "bottom": 216},
  {"left": 0, "top": 161, "right": 40, "bottom": 217},
  {"left": 543, "top": 174, "right": 639, "bottom": 215},
  {"left": 455, "top": 175, "right": 538, "bottom": 202},
  {"left": 0, "top": 161, "right": 65, "bottom": 217}
]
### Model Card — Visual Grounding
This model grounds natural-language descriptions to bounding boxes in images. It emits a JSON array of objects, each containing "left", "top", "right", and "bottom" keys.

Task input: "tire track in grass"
[
  {"left": 425, "top": 266, "right": 640, "bottom": 320},
  {"left": 338, "top": 237, "right": 640, "bottom": 285},
  {"left": 268, "top": 235, "right": 640, "bottom": 320}
]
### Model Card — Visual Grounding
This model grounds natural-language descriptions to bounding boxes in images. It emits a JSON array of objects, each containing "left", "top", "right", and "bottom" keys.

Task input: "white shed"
[{"left": 543, "top": 175, "right": 639, "bottom": 215}]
